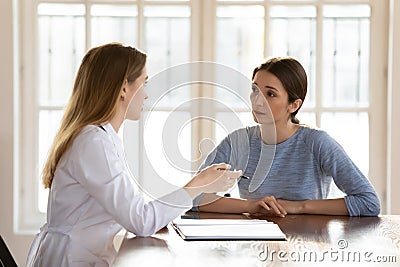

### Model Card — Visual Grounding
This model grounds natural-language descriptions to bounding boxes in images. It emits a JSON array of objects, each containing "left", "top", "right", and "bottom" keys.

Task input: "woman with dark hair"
[
  {"left": 26, "top": 43, "right": 241, "bottom": 267},
  {"left": 194, "top": 57, "right": 380, "bottom": 217}
]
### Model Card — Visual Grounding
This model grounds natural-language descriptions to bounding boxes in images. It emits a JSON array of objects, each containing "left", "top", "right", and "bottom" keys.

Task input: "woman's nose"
[{"left": 253, "top": 92, "right": 265, "bottom": 106}]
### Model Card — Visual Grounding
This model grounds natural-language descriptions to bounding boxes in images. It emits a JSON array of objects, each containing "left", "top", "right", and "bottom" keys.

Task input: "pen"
[{"left": 217, "top": 168, "right": 250, "bottom": 179}]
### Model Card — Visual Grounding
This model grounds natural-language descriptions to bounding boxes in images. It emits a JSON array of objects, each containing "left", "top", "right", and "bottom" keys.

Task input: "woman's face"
[
  {"left": 125, "top": 67, "right": 148, "bottom": 121},
  {"left": 250, "top": 70, "right": 292, "bottom": 125}
]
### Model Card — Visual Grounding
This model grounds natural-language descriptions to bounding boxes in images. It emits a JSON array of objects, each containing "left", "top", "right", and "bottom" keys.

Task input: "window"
[
  {"left": 18, "top": 0, "right": 386, "bottom": 231},
  {"left": 37, "top": 3, "right": 85, "bottom": 212}
]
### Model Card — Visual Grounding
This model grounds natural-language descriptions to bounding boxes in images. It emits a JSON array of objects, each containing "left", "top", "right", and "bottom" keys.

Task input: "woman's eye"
[
  {"left": 267, "top": 92, "right": 275, "bottom": 97},
  {"left": 251, "top": 84, "right": 259, "bottom": 93}
]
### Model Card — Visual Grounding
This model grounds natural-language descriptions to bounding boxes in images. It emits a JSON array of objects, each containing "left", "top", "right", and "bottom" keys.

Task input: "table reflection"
[{"left": 114, "top": 214, "right": 400, "bottom": 267}]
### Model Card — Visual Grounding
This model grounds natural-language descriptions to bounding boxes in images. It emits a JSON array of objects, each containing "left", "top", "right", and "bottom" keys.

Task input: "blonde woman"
[{"left": 26, "top": 43, "right": 241, "bottom": 267}]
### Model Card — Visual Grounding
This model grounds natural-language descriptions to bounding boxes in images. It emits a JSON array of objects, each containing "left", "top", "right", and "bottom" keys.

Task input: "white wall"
[
  {"left": 0, "top": 0, "right": 399, "bottom": 265},
  {"left": 387, "top": 0, "right": 400, "bottom": 214},
  {"left": 0, "top": 0, "right": 32, "bottom": 265}
]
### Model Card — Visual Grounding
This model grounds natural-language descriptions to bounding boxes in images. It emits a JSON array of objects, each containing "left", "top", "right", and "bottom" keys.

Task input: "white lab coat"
[{"left": 26, "top": 123, "right": 192, "bottom": 267}]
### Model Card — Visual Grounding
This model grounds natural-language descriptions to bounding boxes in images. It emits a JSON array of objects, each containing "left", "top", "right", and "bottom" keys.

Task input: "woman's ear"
[
  {"left": 120, "top": 80, "right": 128, "bottom": 101},
  {"left": 289, "top": 99, "right": 302, "bottom": 113}
]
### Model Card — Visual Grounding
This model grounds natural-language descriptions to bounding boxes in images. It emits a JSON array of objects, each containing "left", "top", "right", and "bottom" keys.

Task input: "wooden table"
[{"left": 114, "top": 213, "right": 400, "bottom": 266}]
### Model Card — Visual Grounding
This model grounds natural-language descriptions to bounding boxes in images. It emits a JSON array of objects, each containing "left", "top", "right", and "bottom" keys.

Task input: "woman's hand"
[
  {"left": 246, "top": 196, "right": 287, "bottom": 217},
  {"left": 183, "top": 163, "right": 242, "bottom": 199}
]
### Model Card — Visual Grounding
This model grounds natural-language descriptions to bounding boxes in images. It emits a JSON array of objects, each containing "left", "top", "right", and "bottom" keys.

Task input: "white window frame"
[{"left": 17, "top": 0, "right": 388, "bottom": 232}]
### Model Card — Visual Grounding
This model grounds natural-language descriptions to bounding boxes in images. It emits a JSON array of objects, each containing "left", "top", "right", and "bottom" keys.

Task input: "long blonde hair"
[{"left": 42, "top": 43, "right": 147, "bottom": 188}]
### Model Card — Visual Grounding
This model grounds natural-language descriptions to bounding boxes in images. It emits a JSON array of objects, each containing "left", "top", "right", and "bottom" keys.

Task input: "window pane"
[
  {"left": 143, "top": 6, "right": 191, "bottom": 108},
  {"left": 322, "top": 5, "right": 370, "bottom": 107},
  {"left": 218, "top": 0, "right": 262, "bottom": 2},
  {"left": 271, "top": 0, "right": 317, "bottom": 1},
  {"left": 323, "top": 5, "right": 371, "bottom": 18},
  {"left": 91, "top": 5, "right": 137, "bottom": 46},
  {"left": 320, "top": 112, "right": 369, "bottom": 176},
  {"left": 216, "top": 6, "right": 264, "bottom": 107},
  {"left": 216, "top": 6, "right": 264, "bottom": 75},
  {"left": 270, "top": 5, "right": 316, "bottom": 108},
  {"left": 141, "top": 111, "right": 191, "bottom": 200},
  {"left": 297, "top": 112, "right": 316, "bottom": 127},
  {"left": 145, "top": 80, "right": 192, "bottom": 111},
  {"left": 210, "top": 62, "right": 253, "bottom": 110},
  {"left": 144, "top": 6, "right": 190, "bottom": 73},
  {"left": 38, "top": 4, "right": 85, "bottom": 107},
  {"left": 38, "top": 110, "right": 63, "bottom": 212},
  {"left": 143, "top": 5, "right": 190, "bottom": 17},
  {"left": 145, "top": 0, "right": 189, "bottom": 1}
]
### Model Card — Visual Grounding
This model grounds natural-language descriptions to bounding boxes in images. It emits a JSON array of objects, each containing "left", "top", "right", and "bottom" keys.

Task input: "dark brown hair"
[{"left": 252, "top": 57, "right": 307, "bottom": 124}]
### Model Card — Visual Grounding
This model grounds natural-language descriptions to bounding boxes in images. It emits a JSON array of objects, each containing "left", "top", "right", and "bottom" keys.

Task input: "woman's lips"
[{"left": 253, "top": 110, "right": 265, "bottom": 115}]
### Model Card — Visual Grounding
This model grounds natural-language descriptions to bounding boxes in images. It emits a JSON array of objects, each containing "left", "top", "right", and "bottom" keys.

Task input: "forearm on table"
[
  {"left": 292, "top": 198, "right": 349, "bottom": 215},
  {"left": 198, "top": 194, "right": 249, "bottom": 214}
]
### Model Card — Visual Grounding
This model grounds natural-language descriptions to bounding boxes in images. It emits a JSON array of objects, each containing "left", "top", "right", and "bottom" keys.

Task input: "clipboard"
[{"left": 171, "top": 218, "right": 286, "bottom": 241}]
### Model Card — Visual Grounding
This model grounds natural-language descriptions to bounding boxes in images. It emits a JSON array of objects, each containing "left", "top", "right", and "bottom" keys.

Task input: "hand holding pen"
[
  {"left": 184, "top": 163, "right": 242, "bottom": 198},
  {"left": 217, "top": 168, "right": 250, "bottom": 180}
]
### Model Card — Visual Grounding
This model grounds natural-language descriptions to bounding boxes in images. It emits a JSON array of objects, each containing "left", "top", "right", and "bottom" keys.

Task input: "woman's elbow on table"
[
  {"left": 365, "top": 194, "right": 381, "bottom": 216},
  {"left": 127, "top": 222, "right": 158, "bottom": 237},
  {"left": 347, "top": 193, "right": 381, "bottom": 216},
  {"left": 123, "top": 211, "right": 160, "bottom": 237}
]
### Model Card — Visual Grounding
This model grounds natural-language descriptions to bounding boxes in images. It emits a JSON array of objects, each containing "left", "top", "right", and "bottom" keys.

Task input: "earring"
[{"left": 121, "top": 95, "right": 125, "bottom": 101}]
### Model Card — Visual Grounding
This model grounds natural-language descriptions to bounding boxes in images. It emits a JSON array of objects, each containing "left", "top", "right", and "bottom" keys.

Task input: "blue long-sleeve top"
[{"left": 198, "top": 125, "right": 380, "bottom": 216}]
